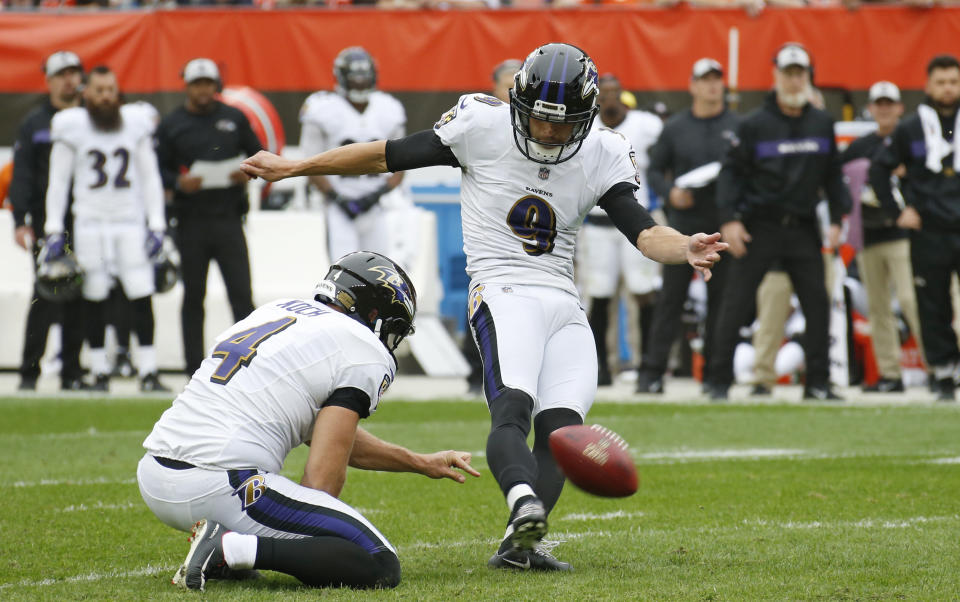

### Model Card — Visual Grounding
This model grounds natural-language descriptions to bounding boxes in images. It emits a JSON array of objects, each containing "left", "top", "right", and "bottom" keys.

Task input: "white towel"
[
  {"left": 674, "top": 161, "right": 722, "bottom": 189},
  {"left": 917, "top": 104, "right": 960, "bottom": 173}
]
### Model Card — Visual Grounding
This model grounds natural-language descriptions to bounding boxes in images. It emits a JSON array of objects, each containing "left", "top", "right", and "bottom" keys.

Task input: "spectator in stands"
[
  {"left": 870, "top": 54, "right": 960, "bottom": 401},
  {"left": 636, "top": 58, "right": 739, "bottom": 394},
  {"left": 579, "top": 74, "right": 663, "bottom": 386},
  {"left": 842, "top": 81, "right": 920, "bottom": 393},
  {"left": 157, "top": 58, "right": 260, "bottom": 375},
  {"left": 8, "top": 51, "right": 88, "bottom": 391},
  {"left": 710, "top": 43, "right": 850, "bottom": 401}
]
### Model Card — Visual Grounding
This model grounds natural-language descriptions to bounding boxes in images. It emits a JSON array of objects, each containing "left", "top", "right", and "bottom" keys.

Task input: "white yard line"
[
  {"left": 0, "top": 564, "right": 175, "bottom": 590},
  {"left": 923, "top": 456, "right": 960, "bottom": 464},
  {"left": 57, "top": 501, "right": 139, "bottom": 513},
  {"left": 635, "top": 448, "right": 808, "bottom": 462}
]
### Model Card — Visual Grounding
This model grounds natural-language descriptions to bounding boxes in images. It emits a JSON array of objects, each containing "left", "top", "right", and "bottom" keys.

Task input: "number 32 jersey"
[
  {"left": 45, "top": 103, "right": 165, "bottom": 233},
  {"left": 143, "top": 298, "right": 395, "bottom": 473},
  {"left": 434, "top": 94, "right": 640, "bottom": 297}
]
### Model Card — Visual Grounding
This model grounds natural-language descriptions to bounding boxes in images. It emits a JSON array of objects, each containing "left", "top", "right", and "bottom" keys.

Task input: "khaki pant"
[
  {"left": 753, "top": 255, "right": 834, "bottom": 387},
  {"left": 857, "top": 238, "right": 924, "bottom": 379}
]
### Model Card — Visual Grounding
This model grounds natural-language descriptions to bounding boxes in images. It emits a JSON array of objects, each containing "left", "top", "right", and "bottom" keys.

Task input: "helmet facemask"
[{"left": 334, "top": 47, "right": 377, "bottom": 106}]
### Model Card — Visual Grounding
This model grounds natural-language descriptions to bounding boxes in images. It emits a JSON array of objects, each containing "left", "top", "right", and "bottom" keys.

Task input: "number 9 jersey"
[{"left": 434, "top": 93, "right": 641, "bottom": 297}]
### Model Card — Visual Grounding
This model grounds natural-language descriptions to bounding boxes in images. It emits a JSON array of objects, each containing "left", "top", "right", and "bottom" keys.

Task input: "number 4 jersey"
[
  {"left": 44, "top": 102, "right": 166, "bottom": 234},
  {"left": 143, "top": 298, "right": 395, "bottom": 472},
  {"left": 434, "top": 93, "right": 641, "bottom": 297}
]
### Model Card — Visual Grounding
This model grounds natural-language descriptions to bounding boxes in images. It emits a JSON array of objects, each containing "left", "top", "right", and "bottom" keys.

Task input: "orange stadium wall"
[{"left": 1, "top": 6, "right": 959, "bottom": 142}]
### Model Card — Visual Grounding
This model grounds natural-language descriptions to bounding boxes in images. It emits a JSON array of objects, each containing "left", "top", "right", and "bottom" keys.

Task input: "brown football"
[{"left": 548, "top": 424, "right": 638, "bottom": 498}]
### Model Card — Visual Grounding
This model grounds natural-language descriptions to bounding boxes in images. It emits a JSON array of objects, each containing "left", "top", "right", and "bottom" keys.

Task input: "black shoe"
[
  {"left": 111, "top": 351, "right": 136, "bottom": 378},
  {"left": 802, "top": 385, "right": 843, "bottom": 402},
  {"left": 61, "top": 378, "right": 91, "bottom": 392},
  {"left": 90, "top": 374, "right": 110, "bottom": 392},
  {"left": 488, "top": 541, "right": 572, "bottom": 572},
  {"left": 597, "top": 365, "right": 612, "bottom": 387},
  {"left": 17, "top": 376, "right": 38, "bottom": 391},
  {"left": 506, "top": 497, "right": 547, "bottom": 552},
  {"left": 173, "top": 520, "right": 227, "bottom": 591},
  {"left": 936, "top": 378, "right": 955, "bottom": 402},
  {"left": 707, "top": 383, "right": 729, "bottom": 401},
  {"left": 635, "top": 371, "right": 664, "bottom": 394},
  {"left": 862, "top": 378, "right": 905, "bottom": 393},
  {"left": 140, "top": 372, "right": 171, "bottom": 393},
  {"left": 750, "top": 384, "right": 772, "bottom": 396}
]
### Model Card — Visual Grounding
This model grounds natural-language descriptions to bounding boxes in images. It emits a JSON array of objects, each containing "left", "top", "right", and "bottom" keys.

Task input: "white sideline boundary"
[{"left": 4, "top": 516, "right": 959, "bottom": 590}]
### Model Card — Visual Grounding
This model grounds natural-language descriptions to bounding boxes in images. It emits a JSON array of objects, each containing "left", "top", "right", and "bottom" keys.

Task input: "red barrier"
[{"left": 2, "top": 7, "right": 959, "bottom": 93}]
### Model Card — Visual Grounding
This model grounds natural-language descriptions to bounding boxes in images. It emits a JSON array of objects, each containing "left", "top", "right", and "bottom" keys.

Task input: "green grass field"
[{"left": 2, "top": 396, "right": 959, "bottom": 600}]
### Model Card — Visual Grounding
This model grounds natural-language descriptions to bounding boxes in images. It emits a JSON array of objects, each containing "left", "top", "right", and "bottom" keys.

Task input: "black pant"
[
  {"left": 641, "top": 255, "right": 729, "bottom": 383},
  {"left": 910, "top": 228, "right": 960, "bottom": 369},
  {"left": 19, "top": 244, "right": 85, "bottom": 383},
  {"left": 176, "top": 215, "right": 254, "bottom": 375},
  {"left": 708, "top": 217, "right": 830, "bottom": 388}
]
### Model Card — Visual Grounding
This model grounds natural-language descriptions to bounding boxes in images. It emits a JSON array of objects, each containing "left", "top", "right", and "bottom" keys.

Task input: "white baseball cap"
[
  {"left": 868, "top": 81, "right": 901, "bottom": 103},
  {"left": 183, "top": 58, "right": 220, "bottom": 84},
  {"left": 692, "top": 58, "right": 724, "bottom": 79},
  {"left": 44, "top": 51, "right": 82, "bottom": 77},
  {"left": 775, "top": 45, "right": 811, "bottom": 70}
]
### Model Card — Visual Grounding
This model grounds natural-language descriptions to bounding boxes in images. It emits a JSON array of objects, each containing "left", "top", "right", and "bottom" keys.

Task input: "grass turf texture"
[{"left": 1, "top": 397, "right": 958, "bottom": 600}]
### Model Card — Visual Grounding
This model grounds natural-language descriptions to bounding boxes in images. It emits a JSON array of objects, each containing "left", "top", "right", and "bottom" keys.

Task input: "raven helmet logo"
[
  {"left": 232, "top": 474, "right": 266, "bottom": 511},
  {"left": 582, "top": 58, "right": 599, "bottom": 100},
  {"left": 369, "top": 265, "right": 415, "bottom": 318}
]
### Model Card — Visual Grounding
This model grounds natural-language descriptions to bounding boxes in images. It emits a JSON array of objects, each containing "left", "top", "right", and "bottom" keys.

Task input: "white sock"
[
  {"left": 89, "top": 348, "right": 109, "bottom": 376},
  {"left": 221, "top": 532, "right": 257, "bottom": 570},
  {"left": 137, "top": 345, "right": 157, "bottom": 377},
  {"left": 506, "top": 483, "right": 536, "bottom": 512}
]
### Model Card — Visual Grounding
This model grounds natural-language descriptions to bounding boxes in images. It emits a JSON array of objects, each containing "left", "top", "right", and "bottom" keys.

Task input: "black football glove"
[{"left": 330, "top": 185, "right": 389, "bottom": 220}]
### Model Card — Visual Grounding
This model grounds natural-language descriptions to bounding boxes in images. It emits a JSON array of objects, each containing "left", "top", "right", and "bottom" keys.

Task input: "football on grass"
[{"left": 549, "top": 424, "right": 638, "bottom": 497}]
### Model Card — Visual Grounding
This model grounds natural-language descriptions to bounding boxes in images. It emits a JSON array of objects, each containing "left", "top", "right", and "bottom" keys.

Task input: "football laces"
[{"left": 588, "top": 424, "right": 629, "bottom": 451}]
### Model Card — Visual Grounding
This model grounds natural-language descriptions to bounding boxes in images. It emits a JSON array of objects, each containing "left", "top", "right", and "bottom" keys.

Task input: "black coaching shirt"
[{"left": 156, "top": 100, "right": 262, "bottom": 218}]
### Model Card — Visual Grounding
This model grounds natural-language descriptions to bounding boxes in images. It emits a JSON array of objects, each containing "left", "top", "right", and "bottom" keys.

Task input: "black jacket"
[
  {"left": 647, "top": 107, "right": 741, "bottom": 234},
  {"left": 9, "top": 99, "right": 60, "bottom": 234},
  {"left": 869, "top": 103, "right": 960, "bottom": 231},
  {"left": 840, "top": 132, "right": 907, "bottom": 247},
  {"left": 717, "top": 92, "right": 850, "bottom": 225},
  {"left": 156, "top": 101, "right": 262, "bottom": 218}
]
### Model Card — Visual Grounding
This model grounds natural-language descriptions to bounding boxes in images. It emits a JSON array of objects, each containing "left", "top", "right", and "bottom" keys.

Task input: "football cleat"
[
  {"left": 488, "top": 540, "right": 572, "bottom": 572},
  {"left": 111, "top": 351, "right": 136, "bottom": 379},
  {"left": 140, "top": 372, "right": 171, "bottom": 393},
  {"left": 802, "top": 385, "right": 843, "bottom": 402},
  {"left": 862, "top": 378, "right": 904, "bottom": 393},
  {"left": 635, "top": 371, "right": 664, "bottom": 394},
  {"left": 90, "top": 374, "right": 110, "bottom": 392},
  {"left": 173, "top": 519, "right": 227, "bottom": 591},
  {"left": 506, "top": 497, "right": 547, "bottom": 552},
  {"left": 750, "top": 384, "right": 773, "bottom": 396},
  {"left": 936, "top": 378, "right": 955, "bottom": 402}
]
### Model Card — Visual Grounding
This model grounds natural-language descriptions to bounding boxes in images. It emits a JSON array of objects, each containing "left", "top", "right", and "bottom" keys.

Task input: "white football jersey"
[
  {"left": 45, "top": 103, "right": 165, "bottom": 232},
  {"left": 590, "top": 109, "right": 663, "bottom": 211},
  {"left": 434, "top": 93, "right": 641, "bottom": 297},
  {"left": 143, "top": 298, "right": 395, "bottom": 473},
  {"left": 299, "top": 91, "right": 406, "bottom": 198}
]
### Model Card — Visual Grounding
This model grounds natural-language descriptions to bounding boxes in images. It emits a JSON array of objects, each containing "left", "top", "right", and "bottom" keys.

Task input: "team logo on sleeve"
[
  {"left": 629, "top": 150, "right": 642, "bottom": 184},
  {"left": 232, "top": 474, "right": 267, "bottom": 511},
  {"left": 369, "top": 266, "right": 415, "bottom": 317},
  {"left": 378, "top": 373, "right": 393, "bottom": 400},
  {"left": 434, "top": 104, "right": 458, "bottom": 129}
]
